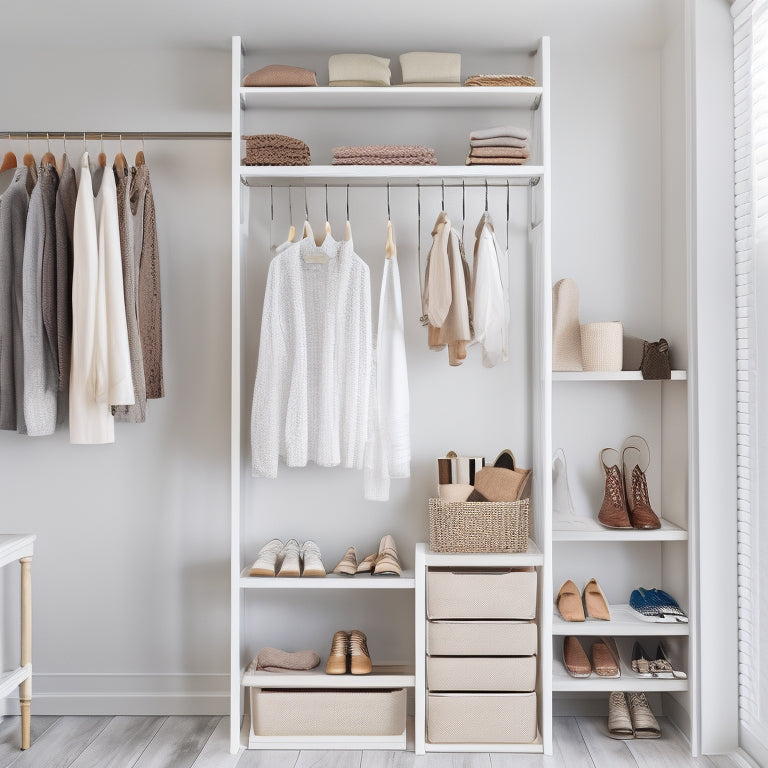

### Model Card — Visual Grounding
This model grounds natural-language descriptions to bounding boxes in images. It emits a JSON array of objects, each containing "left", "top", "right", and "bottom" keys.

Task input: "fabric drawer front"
[
  {"left": 427, "top": 692, "right": 538, "bottom": 743},
  {"left": 427, "top": 569, "right": 537, "bottom": 619},
  {"left": 427, "top": 655, "right": 536, "bottom": 692},
  {"left": 250, "top": 688, "right": 406, "bottom": 737},
  {"left": 428, "top": 620, "right": 537, "bottom": 656}
]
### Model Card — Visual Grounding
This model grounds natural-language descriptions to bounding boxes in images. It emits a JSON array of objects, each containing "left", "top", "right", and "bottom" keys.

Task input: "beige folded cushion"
[
  {"left": 400, "top": 52, "right": 461, "bottom": 84},
  {"left": 242, "top": 65, "right": 317, "bottom": 87},
  {"left": 329, "top": 54, "right": 391, "bottom": 86}
]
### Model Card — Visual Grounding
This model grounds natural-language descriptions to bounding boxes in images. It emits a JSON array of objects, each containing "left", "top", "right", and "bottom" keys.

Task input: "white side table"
[{"left": 0, "top": 535, "right": 35, "bottom": 750}]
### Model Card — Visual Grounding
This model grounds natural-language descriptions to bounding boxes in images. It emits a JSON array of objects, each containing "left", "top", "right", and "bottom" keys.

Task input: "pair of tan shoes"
[
  {"left": 563, "top": 636, "right": 620, "bottom": 678},
  {"left": 325, "top": 629, "right": 372, "bottom": 675},
  {"left": 608, "top": 691, "right": 661, "bottom": 739},
  {"left": 557, "top": 578, "right": 611, "bottom": 622},
  {"left": 599, "top": 436, "right": 661, "bottom": 530},
  {"left": 333, "top": 535, "right": 402, "bottom": 576}
]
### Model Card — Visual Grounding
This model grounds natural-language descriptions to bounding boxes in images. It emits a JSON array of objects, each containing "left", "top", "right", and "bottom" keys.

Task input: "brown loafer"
[
  {"left": 325, "top": 631, "right": 349, "bottom": 675},
  {"left": 349, "top": 629, "right": 372, "bottom": 674},
  {"left": 563, "top": 636, "right": 591, "bottom": 677},
  {"left": 557, "top": 580, "right": 585, "bottom": 622},
  {"left": 583, "top": 578, "right": 611, "bottom": 621},
  {"left": 598, "top": 449, "right": 632, "bottom": 529}
]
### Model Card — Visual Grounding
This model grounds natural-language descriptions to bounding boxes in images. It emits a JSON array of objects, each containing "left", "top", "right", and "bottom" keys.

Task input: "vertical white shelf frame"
[{"left": 230, "top": 35, "right": 552, "bottom": 755}]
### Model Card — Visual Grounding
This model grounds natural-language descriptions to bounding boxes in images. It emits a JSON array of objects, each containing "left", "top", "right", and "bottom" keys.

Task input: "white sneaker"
[
  {"left": 301, "top": 541, "right": 326, "bottom": 577},
  {"left": 277, "top": 539, "right": 301, "bottom": 577},
  {"left": 249, "top": 539, "right": 284, "bottom": 577}
]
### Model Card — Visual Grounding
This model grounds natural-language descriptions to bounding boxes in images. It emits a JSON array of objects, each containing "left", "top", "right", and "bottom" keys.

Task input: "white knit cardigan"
[{"left": 251, "top": 235, "right": 374, "bottom": 482}]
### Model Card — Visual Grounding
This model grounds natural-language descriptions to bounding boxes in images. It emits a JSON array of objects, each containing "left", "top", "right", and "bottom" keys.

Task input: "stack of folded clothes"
[
  {"left": 399, "top": 52, "right": 461, "bottom": 87},
  {"left": 328, "top": 53, "right": 391, "bottom": 86},
  {"left": 466, "top": 124, "right": 530, "bottom": 165},
  {"left": 332, "top": 145, "right": 437, "bottom": 165},
  {"left": 464, "top": 74, "right": 537, "bottom": 87},
  {"left": 241, "top": 64, "right": 317, "bottom": 87},
  {"left": 242, "top": 134, "right": 311, "bottom": 166}
]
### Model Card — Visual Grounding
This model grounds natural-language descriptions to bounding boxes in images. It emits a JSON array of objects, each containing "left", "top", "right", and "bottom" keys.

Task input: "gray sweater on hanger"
[
  {"left": 55, "top": 155, "right": 77, "bottom": 423},
  {"left": 23, "top": 164, "right": 59, "bottom": 436},
  {"left": 0, "top": 167, "right": 31, "bottom": 432}
]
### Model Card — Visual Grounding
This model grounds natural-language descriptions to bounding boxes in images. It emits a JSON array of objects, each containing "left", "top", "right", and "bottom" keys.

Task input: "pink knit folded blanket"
[
  {"left": 333, "top": 156, "right": 438, "bottom": 165},
  {"left": 250, "top": 647, "right": 321, "bottom": 673},
  {"left": 333, "top": 144, "right": 436, "bottom": 159}
]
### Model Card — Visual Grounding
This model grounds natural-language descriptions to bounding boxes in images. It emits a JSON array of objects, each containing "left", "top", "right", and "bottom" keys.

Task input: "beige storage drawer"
[
  {"left": 427, "top": 692, "right": 538, "bottom": 743},
  {"left": 427, "top": 620, "right": 537, "bottom": 656},
  {"left": 427, "top": 655, "right": 536, "bottom": 692},
  {"left": 250, "top": 688, "right": 406, "bottom": 737},
  {"left": 427, "top": 569, "right": 537, "bottom": 619}
]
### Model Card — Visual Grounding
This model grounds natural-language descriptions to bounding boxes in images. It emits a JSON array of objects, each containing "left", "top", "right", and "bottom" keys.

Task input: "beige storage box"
[
  {"left": 250, "top": 688, "right": 406, "bottom": 737},
  {"left": 427, "top": 692, "right": 538, "bottom": 743},
  {"left": 428, "top": 619, "right": 537, "bottom": 656},
  {"left": 427, "top": 569, "right": 537, "bottom": 619},
  {"left": 427, "top": 655, "right": 536, "bottom": 692}
]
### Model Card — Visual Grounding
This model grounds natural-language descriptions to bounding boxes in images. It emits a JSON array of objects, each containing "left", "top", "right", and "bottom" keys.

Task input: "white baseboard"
[{"left": 0, "top": 673, "right": 229, "bottom": 716}]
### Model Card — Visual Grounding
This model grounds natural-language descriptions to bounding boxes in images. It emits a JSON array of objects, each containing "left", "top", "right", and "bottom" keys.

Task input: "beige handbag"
[{"left": 552, "top": 278, "right": 584, "bottom": 371}]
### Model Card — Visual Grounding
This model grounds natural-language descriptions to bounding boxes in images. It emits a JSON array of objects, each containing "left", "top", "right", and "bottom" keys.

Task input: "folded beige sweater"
[
  {"left": 470, "top": 146, "right": 530, "bottom": 158},
  {"left": 329, "top": 54, "right": 391, "bottom": 86},
  {"left": 470, "top": 124, "right": 530, "bottom": 142},
  {"left": 470, "top": 136, "right": 528, "bottom": 148},
  {"left": 465, "top": 156, "right": 528, "bottom": 165},
  {"left": 250, "top": 647, "right": 321, "bottom": 673},
  {"left": 400, "top": 52, "right": 461, "bottom": 84},
  {"left": 242, "top": 65, "right": 317, "bottom": 87}
]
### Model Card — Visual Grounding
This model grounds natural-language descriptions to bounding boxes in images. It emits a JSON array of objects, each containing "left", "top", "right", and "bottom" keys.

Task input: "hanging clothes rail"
[
  {"left": 241, "top": 179, "right": 539, "bottom": 188},
  {"left": 1, "top": 131, "right": 230, "bottom": 140}
]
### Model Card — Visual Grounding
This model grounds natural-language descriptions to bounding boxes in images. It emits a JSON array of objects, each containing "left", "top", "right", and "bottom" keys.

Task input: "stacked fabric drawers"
[{"left": 426, "top": 568, "right": 539, "bottom": 744}]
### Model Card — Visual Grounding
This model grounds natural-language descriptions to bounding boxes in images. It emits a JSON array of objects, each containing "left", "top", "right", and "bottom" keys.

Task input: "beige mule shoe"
[{"left": 333, "top": 547, "right": 358, "bottom": 576}]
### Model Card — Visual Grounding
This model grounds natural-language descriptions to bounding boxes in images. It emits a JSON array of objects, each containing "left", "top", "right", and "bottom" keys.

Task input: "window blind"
[{"left": 733, "top": 0, "right": 768, "bottom": 762}]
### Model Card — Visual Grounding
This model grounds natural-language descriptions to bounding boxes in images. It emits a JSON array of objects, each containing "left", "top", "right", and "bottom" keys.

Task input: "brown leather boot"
[
  {"left": 598, "top": 448, "right": 632, "bottom": 528},
  {"left": 622, "top": 436, "right": 661, "bottom": 530}
]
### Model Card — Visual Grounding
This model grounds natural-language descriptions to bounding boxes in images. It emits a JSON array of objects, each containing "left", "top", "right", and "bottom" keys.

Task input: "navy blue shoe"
[{"left": 629, "top": 588, "right": 662, "bottom": 622}]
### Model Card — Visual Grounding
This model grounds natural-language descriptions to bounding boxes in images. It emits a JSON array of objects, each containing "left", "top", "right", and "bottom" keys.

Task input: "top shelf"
[{"left": 240, "top": 86, "right": 543, "bottom": 111}]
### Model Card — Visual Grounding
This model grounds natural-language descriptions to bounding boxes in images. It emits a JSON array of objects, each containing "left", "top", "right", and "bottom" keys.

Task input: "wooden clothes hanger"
[
  {"left": 98, "top": 134, "right": 107, "bottom": 168},
  {"left": 1, "top": 134, "right": 17, "bottom": 172},
  {"left": 40, "top": 133, "right": 56, "bottom": 167},
  {"left": 114, "top": 135, "right": 128, "bottom": 175},
  {"left": 286, "top": 186, "right": 296, "bottom": 243},
  {"left": 22, "top": 134, "right": 35, "bottom": 169},
  {"left": 135, "top": 136, "right": 146, "bottom": 167}
]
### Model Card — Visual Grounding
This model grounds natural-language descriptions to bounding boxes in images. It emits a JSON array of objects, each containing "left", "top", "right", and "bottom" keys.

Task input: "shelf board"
[
  {"left": 552, "top": 370, "right": 687, "bottom": 382},
  {"left": 240, "top": 165, "right": 544, "bottom": 186},
  {"left": 553, "top": 517, "right": 688, "bottom": 542},
  {"left": 0, "top": 665, "right": 31, "bottom": 700},
  {"left": 240, "top": 85, "right": 543, "bottom": 110},
  {"left": 552, "top": 604, "right": 690, "bottom": 636},
  {"left": 240, "top": 568, "right": 415, "bottom": 589},
  {"left": 424, "top": 539, "right": 544, "bottom": 567},
  {"left": 242, "top": 664, "right": 415, "bottom": 689},
  {"left": 426, "top": 731, "right": 543, "bottom": 753},
  {"left": 552, "top": 657, "right": 688, "bottom": 692}
]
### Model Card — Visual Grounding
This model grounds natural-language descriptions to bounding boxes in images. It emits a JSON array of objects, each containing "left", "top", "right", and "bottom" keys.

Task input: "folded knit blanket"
[
  {"left": 329, "top": 53, "right": 391, "bottom": 86},
  {"left": 333, "top": 144, "right": 436, "bottom": 159},
  {"left": 465, "top": 156, "right": 528, "bottom": 165},
  {"left": 249, "top": 648, "right": 321, "bottom": 673},
  {"left": 470, "top": 136, "right": 528, "bottom": 149},
  {"left": 333, "top": 155, "right": 438, "bottom": 165},
  {"left": 242, "top": 65, "right": 317, "bottom": 87},
  {"left": 244, "top": 134, "right": 309, "bottom": 151},
  {"left": 470, "top": 124, "right": 530, "bottom": 142},
  {"left": 465, "top": 74, "right": 536, "bottom": 87},
  {"left": 243, "top": 149, "right": 311, "bottom": 166},
  {"left": 470, "top": 146, "right": 530, "bottom": 159}
]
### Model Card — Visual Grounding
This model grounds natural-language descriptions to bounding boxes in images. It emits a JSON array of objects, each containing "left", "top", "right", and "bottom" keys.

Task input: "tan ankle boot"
[
  {"left": 349, "top": 629, "right": 372, "bottom": 674},
  {"left": 325, "top": 631, "right": 349, "bottom": 674}
]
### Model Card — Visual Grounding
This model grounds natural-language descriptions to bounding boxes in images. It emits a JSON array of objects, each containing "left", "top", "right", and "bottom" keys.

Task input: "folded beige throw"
[
  {"left": 243, "top": 134, "right": 311, "bottom": 166},
  {"left": 250, "top": 647, "right": 321, "bottom": 673},
  {"left": 465, "top": 156, "right": 528, "bottom": 165},
  {"left": 329, "top": 53, "right": 391, "bottom": 86},
  {"left": 465, "top": 74, "right": 536, "bottom": 87},
  {"left": 244, "top": 134, "right": 308, "bottom": 150},
  {"left": 242, "top": 65, "right": 317, "bottom": 87},
  {"left": 470, "top": 146, "right": 530, "bottom": 158},
  {"left": 470, "top": 124, "right": 530, "bottom": 142},
  {"left": 333, "top": 144, "right": 437, "bottom": 165},
  {"left": 470, "top": 136, "right": 528, "bottom": 148}
]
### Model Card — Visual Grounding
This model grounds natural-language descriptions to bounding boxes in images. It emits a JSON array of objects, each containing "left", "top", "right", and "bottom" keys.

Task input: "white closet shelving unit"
[{"left": 230, "top": 35, "right": 552, "bottom": 754}]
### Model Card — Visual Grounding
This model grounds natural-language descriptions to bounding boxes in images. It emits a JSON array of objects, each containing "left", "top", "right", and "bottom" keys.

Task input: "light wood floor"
[{"left": 0, "top": 715, "right": 748, "bottom": 768}]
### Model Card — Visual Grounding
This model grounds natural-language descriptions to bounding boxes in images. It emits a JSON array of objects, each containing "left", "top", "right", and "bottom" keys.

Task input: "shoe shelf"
[
  {"left": 242, "top": 664, "right": 415, "bottom": 689},
  {"left": 552, "top": 517, "right": 687, "bottom": 542},
  {"left": 551, "top": 657, "right": 688, "bottom": 692},
  {"left": 240, "top": 165, "right": 546, "bottom": 186},
  {"left": 422, "top": 539, "right": 544, "bottom": 568},
  {"left": 239, "top": 568, "right": 416, "bottom": 588},
  {"left": 240, "top": 85, "right": 543, "bottom": 110},
  {"left": 552, "top": 371, "right": 687, "bottom": 382},
  {"left": 552, "top": 605, "right": 690, "bottom": 636}
]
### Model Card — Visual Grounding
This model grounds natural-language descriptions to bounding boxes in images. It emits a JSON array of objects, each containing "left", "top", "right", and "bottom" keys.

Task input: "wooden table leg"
[{"left": 19, "top": 556, "right": 31, "bottom": 750}]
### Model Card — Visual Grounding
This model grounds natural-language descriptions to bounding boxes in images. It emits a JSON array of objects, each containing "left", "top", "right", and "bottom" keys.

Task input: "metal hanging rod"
[
  {"left": 1, "top": 131, "right": 230, "bottom": 141},
  {"left": 243, "top": 178, "right": 539, "bottom": 189}
]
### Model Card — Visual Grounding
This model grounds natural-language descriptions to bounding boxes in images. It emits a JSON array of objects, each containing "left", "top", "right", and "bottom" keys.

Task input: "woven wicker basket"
[{"left": 429, "top": 498, "right": 529, "bottom": 553}]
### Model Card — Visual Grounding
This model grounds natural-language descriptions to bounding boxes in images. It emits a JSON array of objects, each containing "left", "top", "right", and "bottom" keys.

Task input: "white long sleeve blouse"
[{"left": 251, "top": 234, "right": 373, "bottom": 478}]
